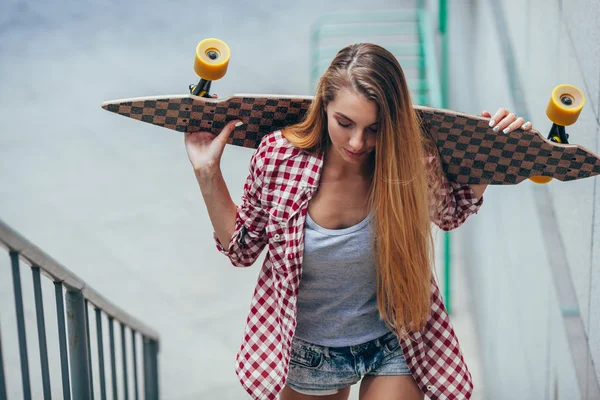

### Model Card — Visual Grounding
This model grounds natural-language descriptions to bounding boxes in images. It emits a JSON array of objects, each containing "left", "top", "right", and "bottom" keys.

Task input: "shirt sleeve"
[
  {"left": 425, "top": 154, "right": 483, "bottom": 231},
  {"left": 213, "top": 139, "right": 269, "bottom": 267}
]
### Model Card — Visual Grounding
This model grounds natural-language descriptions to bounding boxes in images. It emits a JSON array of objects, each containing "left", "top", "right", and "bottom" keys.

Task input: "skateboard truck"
[
  {"left": 548, "top": 123, "right": 569, "bottom": 144},
  {"left": 530, "top": 84, "right": 585, "bottom": 184},
  {"left": 189, "top": 79, "right": 212, "bottom": 98},
  {"left": 189, "top": 38, "right": 230, "bottom": 98}
]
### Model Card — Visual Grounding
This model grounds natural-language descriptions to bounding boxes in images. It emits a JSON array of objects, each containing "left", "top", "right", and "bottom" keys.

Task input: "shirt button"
[
  {"left": 427, "top": 385, "right": 434, "bottom": 391},
  {"left": 411, "top": 357, "right": 416, "bottom": 363},
  {"left": 273, "top": 234, "right": 280, "bottom": 240}
]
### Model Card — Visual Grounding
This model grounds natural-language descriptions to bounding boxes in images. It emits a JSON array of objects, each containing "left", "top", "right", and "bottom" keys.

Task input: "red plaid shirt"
[{"left": 214, "top": 131, "right": 483, "bottom": 399}]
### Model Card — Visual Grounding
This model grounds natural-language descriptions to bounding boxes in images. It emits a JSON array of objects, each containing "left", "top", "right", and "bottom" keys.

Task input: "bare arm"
[
  {"left": 184, "top": 118, "right": 242, "bottom": 251},
  {"left": 195, "top": 167, "right": 237, "bottom": 251}
]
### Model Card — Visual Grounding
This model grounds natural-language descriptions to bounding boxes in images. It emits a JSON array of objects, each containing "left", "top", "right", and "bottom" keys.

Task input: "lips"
[{"left": 344, "top": 149, "right": 365, "bottom": 158}]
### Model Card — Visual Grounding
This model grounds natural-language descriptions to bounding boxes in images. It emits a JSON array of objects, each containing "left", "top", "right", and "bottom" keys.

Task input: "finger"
[
  {"left": 216, "top": 120, "right": 244, "bottom": 145},
  {"left": 489, "top": 108, "right": 509, "bottom": 128},
  {"left": 503, "top": 117, "right": 525, "bottom": 134},
  {"left": 212, "top": 94, "right": 218, "bottom": 98},
  {"left": 481, "top": 110, "right": 492, "bottom": 117},
  {"left": 494, "top": 112, "right": 517, "bottom": 133},
  {"left": 521, "top": 121, "right": 532, "bottom": 130}
]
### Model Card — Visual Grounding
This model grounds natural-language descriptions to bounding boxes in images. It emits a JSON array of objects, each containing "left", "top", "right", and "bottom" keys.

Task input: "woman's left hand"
[
  {"left": 469, "top": 108, "right": 533, "bottom": 199},
  {"left": 481, "top": 108, "right": 532, "bottom": 134}
]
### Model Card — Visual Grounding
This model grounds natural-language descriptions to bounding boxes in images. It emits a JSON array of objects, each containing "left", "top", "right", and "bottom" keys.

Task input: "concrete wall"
[{"left": 446, "top": 0, "right": 600, "bottom": 398}]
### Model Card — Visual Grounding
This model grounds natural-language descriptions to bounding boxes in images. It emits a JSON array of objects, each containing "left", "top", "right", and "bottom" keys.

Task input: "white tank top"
[{"left": 294, "top": 209, "right": 391, "bottom": 346}]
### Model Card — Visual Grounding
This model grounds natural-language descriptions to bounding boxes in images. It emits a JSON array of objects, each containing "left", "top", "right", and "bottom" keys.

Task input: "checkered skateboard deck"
[{"left": 102, "top": 94, "right": 600, "bottom": 185}]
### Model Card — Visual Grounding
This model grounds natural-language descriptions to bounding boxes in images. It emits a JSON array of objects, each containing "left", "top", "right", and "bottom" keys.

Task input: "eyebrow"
[{"left": 335, "top": 112, "right": 378, "bottom": 127}]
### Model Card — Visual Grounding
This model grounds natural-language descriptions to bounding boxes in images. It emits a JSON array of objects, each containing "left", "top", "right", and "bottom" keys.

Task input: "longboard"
[
  {"left": 102, "top": 93, "right": 600, "bottom": 185},
  {"left": 101, "top": 38, "right": 600, "bottom": 185}
]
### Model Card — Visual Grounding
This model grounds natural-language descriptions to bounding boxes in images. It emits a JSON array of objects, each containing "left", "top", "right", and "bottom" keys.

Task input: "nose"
[{"left": 348, "top": 129, "right": 366, "bottom": 152}]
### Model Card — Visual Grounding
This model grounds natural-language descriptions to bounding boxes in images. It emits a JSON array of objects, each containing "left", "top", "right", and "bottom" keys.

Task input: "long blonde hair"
[{"left": 284, "top": 43, "right": 434, "bottom": 335}]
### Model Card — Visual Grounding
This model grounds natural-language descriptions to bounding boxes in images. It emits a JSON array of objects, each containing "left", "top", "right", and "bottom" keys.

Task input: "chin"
[{"left": 344, "top": 156, "right": 365, "bottom": 164}]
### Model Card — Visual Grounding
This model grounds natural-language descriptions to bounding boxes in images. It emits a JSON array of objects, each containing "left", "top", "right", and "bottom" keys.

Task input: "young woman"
[{"left": 185, "top": 43, "right": 532, "bottom": 400}]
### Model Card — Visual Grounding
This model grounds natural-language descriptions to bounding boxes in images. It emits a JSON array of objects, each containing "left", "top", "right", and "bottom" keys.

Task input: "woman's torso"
[
  {"left": 295, "top": 166, "right": 392, "bottom": 346},
  {"left": 221, "top": 131, "right": 475, "bottom": 399}
]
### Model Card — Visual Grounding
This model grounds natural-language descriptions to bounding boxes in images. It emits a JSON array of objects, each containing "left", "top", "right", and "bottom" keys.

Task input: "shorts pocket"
[
  {"left": 382, "top": 334, "right": 400, "bottom": 354},
  {"left": 290, "top": 344, "right": 324, "bottom": 369}
]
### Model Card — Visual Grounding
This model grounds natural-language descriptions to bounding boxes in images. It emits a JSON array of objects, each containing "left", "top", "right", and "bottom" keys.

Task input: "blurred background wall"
[
  {"left": 439, "top": 0, "right": 600, "bottom": 398},
  {"left": 1, "top": 0, "right": 598, "bottom": 399}
]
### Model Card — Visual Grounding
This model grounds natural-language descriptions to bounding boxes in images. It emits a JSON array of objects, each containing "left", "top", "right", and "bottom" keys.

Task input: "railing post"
[
  {"left": 121, "top": 323, "right": 130, "bottom": 400},
  {"left": 84, "top": 300, "right": 95, "bottom": 400},
  {"left": 54, "top": 283, "right": 72, "bottom": 400},
  {"left": 66, "top": 290, "right": 92, "bottom": 399},
  {"left": 131, "top": 330, "right": 140, "bottom": 400},
  {"left": 32, "top": 266, "right": 52, "bottom": 400},
  {"left": 10, "top": 251, "right": 32, "bottom": 400},
  {"left": 438, "top": 0, "right": 453, "bottom": 316},
  {"left": 108, "top": 317, "right": 118, "bottom": 400},
  {"left": 143, "top": 338, "right": 159, "bottom": 400},
  {"left": 0, "top": 323, "right": 7, "bottom": 400}
]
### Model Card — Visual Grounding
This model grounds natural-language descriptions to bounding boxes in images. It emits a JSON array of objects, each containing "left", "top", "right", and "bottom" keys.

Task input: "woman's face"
[{"left": 325, "top": 88, "right": 378, "bottom": 166}]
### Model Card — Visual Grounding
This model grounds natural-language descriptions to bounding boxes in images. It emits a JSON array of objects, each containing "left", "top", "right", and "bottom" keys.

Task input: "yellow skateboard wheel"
[
  {"left": 529, "top": 176, "right": 553, "bottom": 184},
  {"left": 194, "top": 38, "right": 230, "bottom": 81},
  {"left": 546, "top": 84, "right": 585, "bottom": 126},
  {"left": 529, "top": 136, "right": 561, "bottom": 183}
]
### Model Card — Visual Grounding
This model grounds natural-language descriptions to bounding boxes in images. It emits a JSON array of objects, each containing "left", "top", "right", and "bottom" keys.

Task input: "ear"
[{"left": 322, "top": 100, "right": 330, "bottom": 116}]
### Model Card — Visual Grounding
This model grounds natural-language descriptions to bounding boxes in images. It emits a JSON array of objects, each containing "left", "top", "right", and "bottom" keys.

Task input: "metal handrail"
[
  {"left": 417, "top": 9, "right": 442, "bottom": 110},
  {"left": 416, "top": 5, "right": 455, "bottom": 313},
  {"left": 310, "top": 10, "right": 422, "bottom": 91},
  {"left": 0, "top": 218, "right": 160, "bottom": 400}
]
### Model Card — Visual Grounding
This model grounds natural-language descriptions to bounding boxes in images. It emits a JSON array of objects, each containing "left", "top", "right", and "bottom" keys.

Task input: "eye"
[{"left": 337, "top": 120, "right": 351, "bottom": 128}]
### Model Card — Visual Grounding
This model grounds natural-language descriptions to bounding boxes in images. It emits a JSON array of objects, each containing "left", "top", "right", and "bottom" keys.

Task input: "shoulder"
[
  {"left": 254, "top": 130, "right": 314, "bottom": 171},
  {"left": 256, "top": 130, "right": 301, "bottom": 157},
  {"left": 422, "top": 153, "right": 439, "bottom": 174},
  {"left": 423, "top": 152, "right": 437, "bottom": 164},
  {"left": 422, "top": 153, "right": 447, "bottom": 190}
]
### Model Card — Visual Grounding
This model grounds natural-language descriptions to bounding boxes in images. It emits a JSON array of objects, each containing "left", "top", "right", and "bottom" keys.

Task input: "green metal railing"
[
  {"left": 310, "top": 5, "right": 454, "bottom": 313},
  {"left": 310, "top": 10, "right": 426, "bottom": 102}
]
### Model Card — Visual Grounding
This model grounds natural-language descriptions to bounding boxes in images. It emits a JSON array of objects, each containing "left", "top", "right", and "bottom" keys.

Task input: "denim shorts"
[{"left": 286, "top": 331, "right": 411, "bottom": 396}]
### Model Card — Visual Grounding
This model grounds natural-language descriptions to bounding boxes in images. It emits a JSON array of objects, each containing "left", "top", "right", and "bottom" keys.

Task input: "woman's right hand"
[
  {"left": 185, "top": 94, "right": 243, "bottom": 173},
  {"left": 184, "top": 119, "right": 242, "bottom": 173}
]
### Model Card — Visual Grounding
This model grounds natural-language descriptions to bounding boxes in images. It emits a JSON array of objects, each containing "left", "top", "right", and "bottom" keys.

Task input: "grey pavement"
[{"left": 0, "top": 1, "right": 483, "bottom": 398}]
